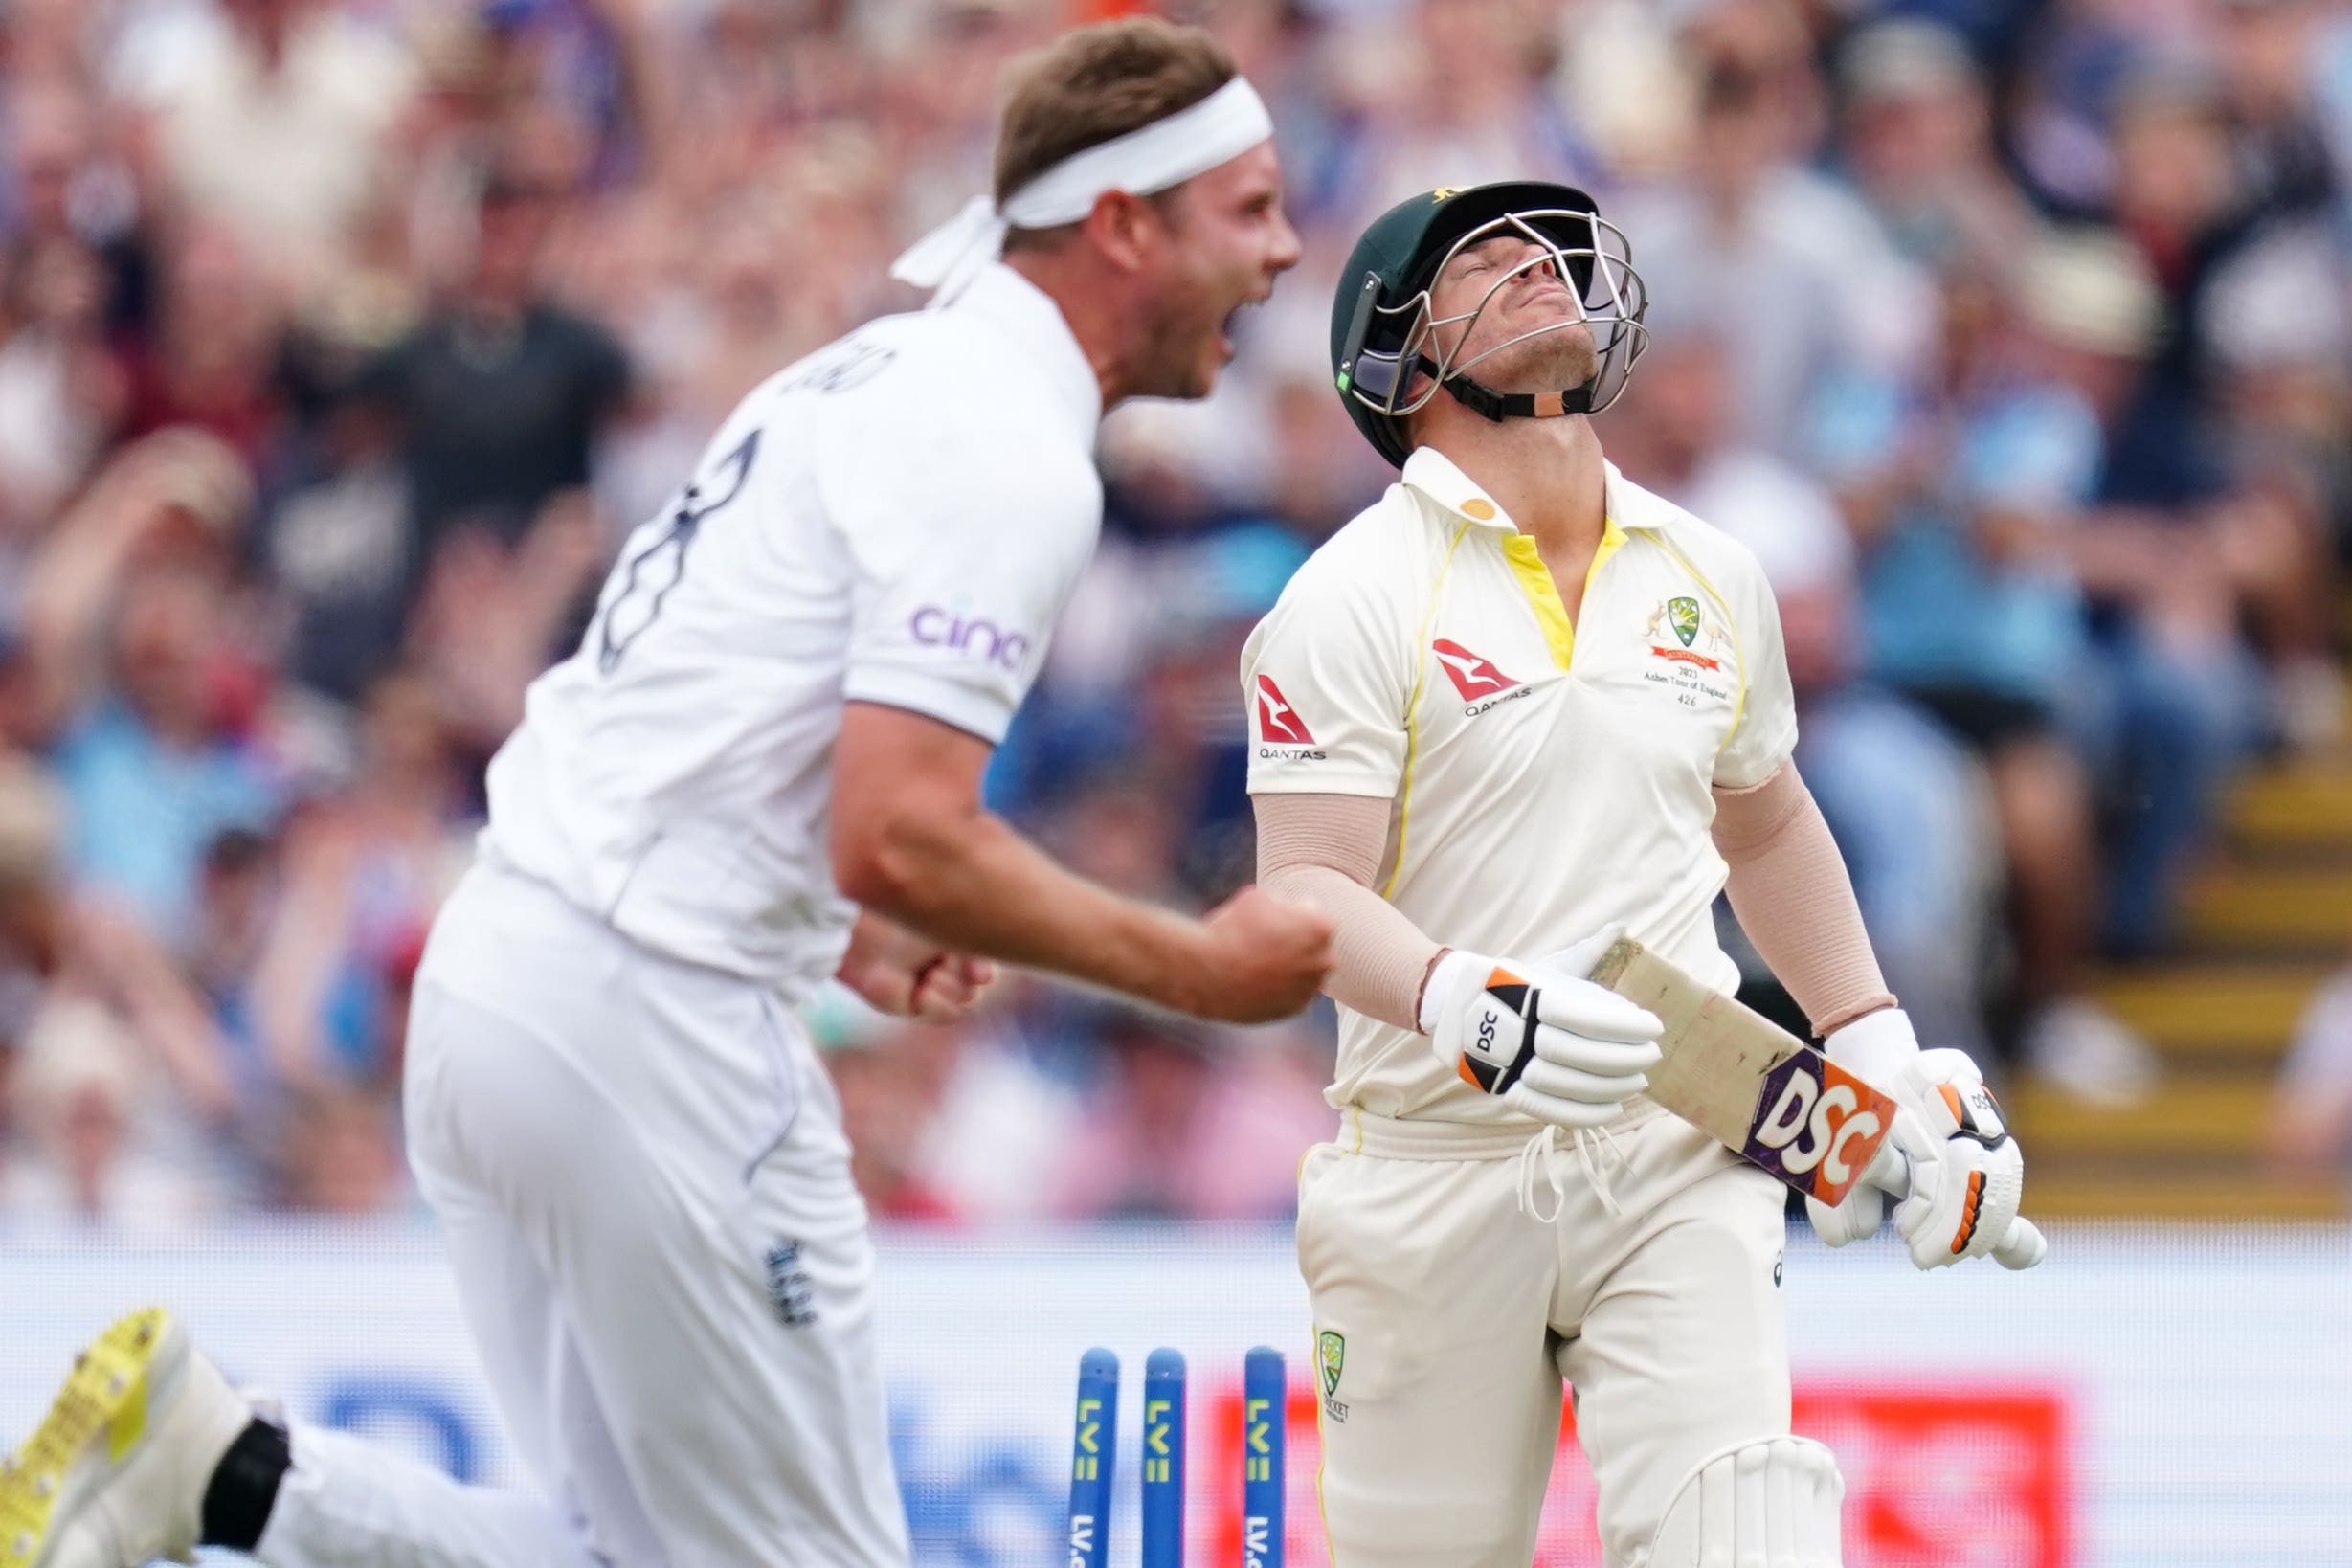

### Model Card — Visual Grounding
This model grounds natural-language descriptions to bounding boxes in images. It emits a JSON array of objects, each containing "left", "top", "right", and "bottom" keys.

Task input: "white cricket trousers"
[
  {"left": 1298, "top": 1100, "right": 1791, "bottom": 1568},
  {"left": 252, "top": 862, "right": 910, "bottom": 1568}
]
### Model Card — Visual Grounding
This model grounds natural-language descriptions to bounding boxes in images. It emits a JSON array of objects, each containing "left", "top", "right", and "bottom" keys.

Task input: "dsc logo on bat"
[{"left": 1743, "top": 1054, "right": 1898, "bottom": 1206}]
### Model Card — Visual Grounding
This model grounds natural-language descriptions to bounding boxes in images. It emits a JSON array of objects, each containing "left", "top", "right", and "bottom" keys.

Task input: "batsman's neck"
[{"left": 1415, "top": 404, "right": 1608, "bottom": 567}]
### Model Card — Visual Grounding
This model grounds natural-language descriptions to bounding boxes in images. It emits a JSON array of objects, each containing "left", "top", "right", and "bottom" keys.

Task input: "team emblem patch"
[
  {"left": 1642, "top": 595, "right": 1732, "bottom": 679},
  {"left": 1669, "top": 595, "right": 1701, "bottom": 648},
  {"left": 1317, "top": 1331, "right": 1345, "bottom": 1397},
  {"left": 765, "top": 1240, "right": 817, "bottom": 1328}
]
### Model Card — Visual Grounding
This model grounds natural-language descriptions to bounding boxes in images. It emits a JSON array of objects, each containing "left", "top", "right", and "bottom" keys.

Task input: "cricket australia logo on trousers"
[{"left": 1317, "top": 1331, "right": 1348, "bottom": 1422}]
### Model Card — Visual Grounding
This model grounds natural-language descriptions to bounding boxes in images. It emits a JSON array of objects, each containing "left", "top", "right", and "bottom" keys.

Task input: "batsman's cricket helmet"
[{"left": 1329, "top": 181, "right": 1650, "bottom": 467}]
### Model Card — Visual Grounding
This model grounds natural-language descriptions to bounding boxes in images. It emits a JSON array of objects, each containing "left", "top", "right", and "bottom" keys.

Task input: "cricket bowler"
[
  {"left": 1243, "top": 183, "right": 2040, "bottom": 1567},
  {"left": 0, "top": 20, "right": 1329, "bottom": 1568}
]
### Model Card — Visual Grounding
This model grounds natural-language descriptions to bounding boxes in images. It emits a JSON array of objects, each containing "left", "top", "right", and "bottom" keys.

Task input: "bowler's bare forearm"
[{"left": 831, "top": 702, "right": 1215, "bottom": 1012}]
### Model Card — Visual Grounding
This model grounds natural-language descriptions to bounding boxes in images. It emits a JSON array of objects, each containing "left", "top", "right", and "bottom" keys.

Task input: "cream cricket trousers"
[
  {"left": 1297, "top": 1100, "right": 1791, "bottom": 1568},
  {"left": 252, "top": 862, "right": 910, "bottom": 1568}
]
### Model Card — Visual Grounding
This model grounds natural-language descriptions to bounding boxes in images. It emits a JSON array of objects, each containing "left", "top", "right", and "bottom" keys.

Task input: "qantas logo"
[
  {"left": 1432, "top": 638, "right": 1517, "bottom": 699},
  {"left": 1432, "top": 638, "right": 1534, "bottom": 717},
  {"left": 1255, "top": 675, "right": 1316, "bottom": 746}
]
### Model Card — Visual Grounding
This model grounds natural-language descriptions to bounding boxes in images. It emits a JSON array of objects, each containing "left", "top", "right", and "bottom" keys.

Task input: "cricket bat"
[{"left": 1588, "top": 936, "right": 2045, "bottom": 1268}]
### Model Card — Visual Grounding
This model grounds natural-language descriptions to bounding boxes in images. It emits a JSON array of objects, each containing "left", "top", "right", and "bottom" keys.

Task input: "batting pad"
[{"left": 1646, "top": 1434, "right": 1844, "bottom": 1568}]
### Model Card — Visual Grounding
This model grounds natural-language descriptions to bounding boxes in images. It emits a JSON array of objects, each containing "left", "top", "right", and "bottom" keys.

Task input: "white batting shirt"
[
  {"left": 1243, "top": 447, "right": 1797, "bottom": 1125},
  {"left": 482, "top": 263, "right": 1103, "bottom": 996}
]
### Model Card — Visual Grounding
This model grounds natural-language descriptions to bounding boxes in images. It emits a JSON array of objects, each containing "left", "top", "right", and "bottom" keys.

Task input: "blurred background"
[{"left": 2, "top": 0, "right": 2350, "bottom": 1562}]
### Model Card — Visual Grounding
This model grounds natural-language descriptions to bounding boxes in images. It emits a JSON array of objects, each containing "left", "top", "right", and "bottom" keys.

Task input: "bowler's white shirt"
[
  {"left": 482, "top": 264, "right": 1103, "bottom": 995},
  {"left": 1242, "top": 447, "right": 1797, "bottom": 1124}
]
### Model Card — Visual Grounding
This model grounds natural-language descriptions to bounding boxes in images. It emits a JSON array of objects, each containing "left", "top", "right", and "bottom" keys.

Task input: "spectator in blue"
[
  {"left": 1998, "top": 232, "right": 2264, "bottom": 963},
  {"left": 1811, "top": 231, "right": 2163, "bottom": 1100},
  {"left": 18, "top": 431, "right": 284, "bottom": 953},
  {"left": 1612, "top": 320, "right": 1997, "bottom": 1066}
]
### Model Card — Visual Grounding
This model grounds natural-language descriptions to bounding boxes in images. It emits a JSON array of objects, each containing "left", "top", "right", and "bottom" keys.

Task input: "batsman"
[{"left": 1243, "top": 182, "right": 2044, "bottom": 1568}]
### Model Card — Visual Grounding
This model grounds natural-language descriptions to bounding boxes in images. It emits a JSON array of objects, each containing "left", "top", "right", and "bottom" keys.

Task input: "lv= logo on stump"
[{"left": 1065, "top": 1346, "right": 1288, "bottom": 1568}]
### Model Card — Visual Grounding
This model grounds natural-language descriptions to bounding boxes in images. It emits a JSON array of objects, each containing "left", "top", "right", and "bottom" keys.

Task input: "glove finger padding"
[
  {"left": 1528, "top": 975, "right": 1662, "bottom": 1045},
  {"left": 1429, "top": 949, "right": 1661, "bottom": 1130},
  {"left": 1803, "top": 1183, "right": 1886, "bottom": 1247},
  {"left": 1515, "top": 1054, "right": 1650, "bottom": 1108},
  {"left": 1894, "top": 1138, "right": 2026, "bottom": 1268},
  {"left": 1804, "top": 1103, "right": 1934, "bottom": 1247},
  {"left": 1891, "top": 1053, "right": 2029, "bottom": 1268},
  {"left": 1529, "top": 1023, "right": 1662, "bottom": 1077}
]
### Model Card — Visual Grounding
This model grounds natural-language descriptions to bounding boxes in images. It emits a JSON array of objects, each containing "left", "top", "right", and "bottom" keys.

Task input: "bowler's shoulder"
[
  {"left": 755, "top": 314, "right": 1097, "bottom": 507},
  {"left": 749, "top": 310, "right": 1014, "bottom": 415}
]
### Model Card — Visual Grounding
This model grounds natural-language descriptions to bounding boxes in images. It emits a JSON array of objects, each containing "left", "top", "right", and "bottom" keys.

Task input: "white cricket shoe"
[{"left": 0, "top": 1309, "right": 253, "bottom": 1568}]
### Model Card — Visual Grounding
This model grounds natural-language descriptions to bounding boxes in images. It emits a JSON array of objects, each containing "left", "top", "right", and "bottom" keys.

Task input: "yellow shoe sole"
[{"left": 0, "top": 1309, "right": 176, "bottom": 1568}]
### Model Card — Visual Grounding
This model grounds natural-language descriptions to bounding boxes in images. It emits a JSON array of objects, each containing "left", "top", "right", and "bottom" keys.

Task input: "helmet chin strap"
[{"left": 1440, "top": 372, "right": 1595, "bottom": 422}]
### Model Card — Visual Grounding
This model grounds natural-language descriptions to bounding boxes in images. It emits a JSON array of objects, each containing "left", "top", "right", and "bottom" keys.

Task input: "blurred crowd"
[{"left": 1, "top": 0, "right": 2348, "bottom": 1223}]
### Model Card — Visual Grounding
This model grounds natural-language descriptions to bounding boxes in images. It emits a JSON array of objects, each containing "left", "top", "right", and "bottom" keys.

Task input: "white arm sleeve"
[{"left": 825, "top": 409, "right": 1101, "bottom": 744}]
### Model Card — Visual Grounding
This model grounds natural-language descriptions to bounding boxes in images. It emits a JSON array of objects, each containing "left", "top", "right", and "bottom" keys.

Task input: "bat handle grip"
[{"left": 1993, "top": 1215, "right": 2048, "bottom": 1270}]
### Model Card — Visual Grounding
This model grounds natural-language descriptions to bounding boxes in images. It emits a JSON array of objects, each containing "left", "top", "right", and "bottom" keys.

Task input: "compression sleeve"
[
  {"left": 1253, "top": 791, "right": 1440, "bottom": 1033},
  {"left": 1713, "top": 762, "right": 1896, "bottom": 1035}
]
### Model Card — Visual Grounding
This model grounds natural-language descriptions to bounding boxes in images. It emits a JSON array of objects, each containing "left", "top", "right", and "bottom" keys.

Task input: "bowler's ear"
[{"left": 1080, "top": 189, "right": 1161, "bottom": 276}]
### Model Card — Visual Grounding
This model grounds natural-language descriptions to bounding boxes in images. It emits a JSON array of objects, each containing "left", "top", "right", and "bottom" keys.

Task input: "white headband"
[{"left": 891, "top": 76, "right": 1273, "bottom": 303}]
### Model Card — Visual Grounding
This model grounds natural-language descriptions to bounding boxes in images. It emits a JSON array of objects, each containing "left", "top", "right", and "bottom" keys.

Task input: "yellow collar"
[{"left": 1400, "top": 447, "right": 1652, "bottom": 542}]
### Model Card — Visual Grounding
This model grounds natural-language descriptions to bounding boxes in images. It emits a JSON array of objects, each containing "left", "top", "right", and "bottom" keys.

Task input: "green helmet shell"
[{"left": 1329, "top": 181, "right": 1611, "bottom": 467}]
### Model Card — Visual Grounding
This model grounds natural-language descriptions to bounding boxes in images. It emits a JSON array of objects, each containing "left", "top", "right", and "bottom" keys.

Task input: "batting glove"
[
  {"left": 1804, "top": 1016, "right": 2047, "bottom": 1271},
  {"left": 1803, "top": 1008, "right": 1921, "bottom": 1247},
  {"left": 1422, "top": 930, "right": 1662, "bottom": 1131},
  {"left": 1888, "top": 1049, "right": 2044, "bottom": 1271}
]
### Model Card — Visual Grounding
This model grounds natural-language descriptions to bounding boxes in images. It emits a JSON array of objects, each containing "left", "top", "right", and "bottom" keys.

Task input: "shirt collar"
[
  {"left": 1400, "top": 446, "right": 1660, "bottom": 538},
  {"left": 945, "top": 261, "right": 1103, "bottom": 442}
]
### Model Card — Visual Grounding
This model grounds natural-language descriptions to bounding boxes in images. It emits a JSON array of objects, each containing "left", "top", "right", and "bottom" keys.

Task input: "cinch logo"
[
  {"left": 1744, "top": 1056, "right": 1896, "bottom": 1205},
  {"left": 1255, "top": 675, "right": 1315, "bottom": 746},
  {"left": 909, "top": 607, "right": 1030, "bottom": 670}
]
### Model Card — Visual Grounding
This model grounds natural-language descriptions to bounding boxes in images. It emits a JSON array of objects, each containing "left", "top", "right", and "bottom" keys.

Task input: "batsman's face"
[
  {"left": 1129, "top": 142, "right": 1300, "bottom": 400},
  {"left": 1423, "top": 233, "right": 1597, "bottom": 394}
]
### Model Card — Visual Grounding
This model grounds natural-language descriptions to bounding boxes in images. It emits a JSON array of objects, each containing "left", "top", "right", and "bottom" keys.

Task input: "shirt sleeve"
[
  {"left": 1714, "top": 563, "right": 1800, "bottom": 791},
  {"left": 1241, "top": 551, "right": 1410, "bottom": 799},
  {"left": 825, "top": 405, "right": 1100, "bottom": 746}
]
